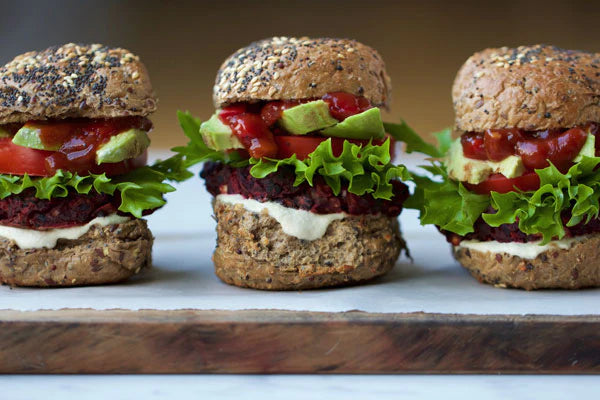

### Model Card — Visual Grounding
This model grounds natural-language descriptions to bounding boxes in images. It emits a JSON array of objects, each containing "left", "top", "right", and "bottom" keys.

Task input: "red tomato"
[
  {"left": 0, "top": 138, "right": 52, "bottom": 176},
  {"left": 465, "top": 172, "right": 541, "bottom": 195},
  {"left": 0, "top": 138, "right": 146, "bottom": 177},
  {"left": 274, "top": 135, "right": 394, "bottom": 160}
]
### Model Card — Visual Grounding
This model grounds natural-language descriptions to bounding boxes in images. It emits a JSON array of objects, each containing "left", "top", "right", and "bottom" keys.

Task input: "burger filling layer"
[
  {"left": 186, "top": 91, "right": 410, "bottom": 241},
  {"left": 0, "top": 116, "right": 173, "bottom": 248},
  {"left": 429, "top": 122, "right": 600, "bottom": 249},
  {"left": 202, "top": 162, "right": 408, "bottom": 217}
]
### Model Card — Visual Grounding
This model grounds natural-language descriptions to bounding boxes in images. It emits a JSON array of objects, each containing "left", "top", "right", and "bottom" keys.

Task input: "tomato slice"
[
  {"left": 465, "top": 172, "right": 541, "bottom": 195},
  {"left": 0, "top": 138, "right": 52, "bottom": 176},
  {"left": 273, "top": 135, "right": 395, "bottom": 160},
  {"left": 0, "top": 138, "right": 146, "bottom": 177}
]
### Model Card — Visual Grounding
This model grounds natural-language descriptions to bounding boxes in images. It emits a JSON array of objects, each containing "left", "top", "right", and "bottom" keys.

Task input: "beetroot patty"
[
  {"left": 443, "top": 208, "right": 600, "bottom": 245},
  {"left": 201, "top": 162, "right": 409, "bottom": 217},
  {"left": 0, "top": 189, "right": 122, "bottom": 230}
]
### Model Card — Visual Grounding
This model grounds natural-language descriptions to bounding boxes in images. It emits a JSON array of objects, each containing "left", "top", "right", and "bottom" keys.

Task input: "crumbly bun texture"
[
  {"left": 453, "top": 234, "right": 600, "bottom": 290},
  {"left": 0, "top": 219, "right": 153, "bottom": 287},
  {"left": 0, "top": 43, "right": 157, "bottom": 123},
  {"left": 452, "top": 44, "right": 600, "bottom": 132},
  {"left": 212, "top": 200, "right": 404, "bottom": 290},
  {"left": 213, "top": 36, "right": 391, "bottom": 108}
]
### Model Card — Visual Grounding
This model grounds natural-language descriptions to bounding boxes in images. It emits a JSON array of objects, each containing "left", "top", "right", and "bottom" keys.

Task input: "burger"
[
  {"left": 176, "top": 36, "right": 422, "bottom": 290},
  {"left": 0, "top": 43, "right": 175, "bottom": 287},
  {"left": 412, "top": 45, "right": 600, "bottom": 290}
]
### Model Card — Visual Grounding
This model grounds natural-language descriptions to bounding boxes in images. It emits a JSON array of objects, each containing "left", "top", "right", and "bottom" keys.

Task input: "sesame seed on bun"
[
  {"left": 452, "top": 45, "right": 600, "bottom": 132},
  {"left": 213, "top": 36, "right": 391, "bottom": 108},
  {"left": 0, "top": 43, "right": 157, "bottom": 124}
]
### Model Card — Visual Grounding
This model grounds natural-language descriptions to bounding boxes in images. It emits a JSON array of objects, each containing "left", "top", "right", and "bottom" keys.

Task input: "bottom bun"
[
  {"left": 0, "top": 219, "right": 153, "bottom": 287},
  {"left": 213, "top": 201, "right": 405, "bottom": 290},
  {"left": 453, "top": 234, "right": 600, "bottom": 290}
]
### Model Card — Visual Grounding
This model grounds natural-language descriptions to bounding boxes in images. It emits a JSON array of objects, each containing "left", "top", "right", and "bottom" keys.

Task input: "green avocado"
[
  {"left": 0, "top": 127, "right": 12, "bottom": 138},
  {"left": 321, "top": 108, "right": 385, "bottom": 140},
  {"left": 13, "top": 126, "right": 60, "bottom": 150},
  {"left": 279, "top": 100, "right": 338, "bottom": 135},
  {"left": 574, "top": 133, "right": 595, "bottom": 162},
  {"left": 200, "top": 113, "right": 243, "bottom": 151},
  {"left": 446, "top": 139, "right": 524, "bottom": 184},
  {"left": 96, "top": 129, "right": 151, "bottom": 164}
]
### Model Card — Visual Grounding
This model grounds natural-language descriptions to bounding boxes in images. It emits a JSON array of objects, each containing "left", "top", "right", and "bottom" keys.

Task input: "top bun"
[
  {"left": 213, "top": 36, "right": 391, "bottom": 108},
  {"left": 0, "top": 43, "right": 157, "bottom": 124},
  {"left": 452, "top": 45, "right": 600, "bottom": 132}
]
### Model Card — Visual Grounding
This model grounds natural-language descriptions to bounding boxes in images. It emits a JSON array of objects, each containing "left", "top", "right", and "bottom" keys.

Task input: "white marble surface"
[
  {"left": 0, "top": 152, "right": 599, "bottom": 314},
  {"left": 1, "top": 375, "right": 598, "bottom": 400}
]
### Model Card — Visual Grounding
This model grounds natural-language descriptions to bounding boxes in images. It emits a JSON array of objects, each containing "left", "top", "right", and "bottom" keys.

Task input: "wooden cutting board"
[{"left": 0, "top": 309, "right": 598, "bottom": 373}]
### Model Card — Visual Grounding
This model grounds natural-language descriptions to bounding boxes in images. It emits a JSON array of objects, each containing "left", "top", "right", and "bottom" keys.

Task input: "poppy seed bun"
[
  {"left": 0, "top": 219, "right": 153, "bottom": 287},
  {"left": 452, "top": 45, "right": 600, "bottom": 132},
  {"left": 213, "top": 36, "right": 391, "bottom": 109},
  {"left": 212, "top": 200, "right": 405, "bottom": 290},
  {"left": 0, "top": 43, "right": 157, "bottom": 124},
  {"left": 453, "top": 234, "right": 600, "bottom": 290}
]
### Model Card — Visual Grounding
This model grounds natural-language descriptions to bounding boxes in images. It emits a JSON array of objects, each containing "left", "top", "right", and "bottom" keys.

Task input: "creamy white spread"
[
  {"left": 457, "top": 236, "right": 590, "bottom": 259},
  {"left": 0, "top": 214, "right": 130, "bottom": 249},
  {"left": 216, "top": 194, "right": 345, "bottom": 241}
]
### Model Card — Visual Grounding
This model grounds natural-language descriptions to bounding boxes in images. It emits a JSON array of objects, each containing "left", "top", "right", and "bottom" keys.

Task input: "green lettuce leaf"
[
  {"left": 0, "top": 167, "right": 175, "bottom": 218},
  {"left": 173, "top": 110, "right": 412, "bottom": 200},
  {"left": 173, "top": 110, "right": 247, "bottom": 168},
  {"left": 482, "top": 157, "right": 600, "bottom": 243},
  {"left": 249, "top": 138, "right": 410, "bottom": 200},
  {"left": 410, "top": 152, "right": 600, "bottom": 242},
  {"left": 384, "top": 122, "right": 450, "bottom": 158},
  {"left": 406, "top": 162, "right": 490, "bottom": 235}
]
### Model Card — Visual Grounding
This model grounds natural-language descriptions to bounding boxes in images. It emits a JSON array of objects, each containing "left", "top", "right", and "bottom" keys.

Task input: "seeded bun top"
[
  {"left": 0, "top": 43, "right": 157, "bottom": 124},
  {"left": 452, "top": 45, "right": 600, "bottom": 132},
  {"left": 213, "top": 36, "right": 391, "bottom": 108}
]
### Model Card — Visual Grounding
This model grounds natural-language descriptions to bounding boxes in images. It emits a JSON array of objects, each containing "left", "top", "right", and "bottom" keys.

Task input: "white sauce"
[
  {"left": 216, "top": 194, "right": 345, "bottom": 241},
  {"left": 0, "top": 214, "right": 130, "bottom": 249},
  {"left": 457, "top": 236, "right": 590, "bottom": 259}
]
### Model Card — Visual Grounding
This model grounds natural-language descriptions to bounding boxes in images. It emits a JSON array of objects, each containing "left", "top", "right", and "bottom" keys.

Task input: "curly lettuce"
[
  {"left": 174, "top": 111, "right": 430, "bottom": 200},
  {"left": 408, "top": 127, "right": 600, "bottom": 243},
  {"left": 0, "top": 166, "right": 175, "bottom": 218}
]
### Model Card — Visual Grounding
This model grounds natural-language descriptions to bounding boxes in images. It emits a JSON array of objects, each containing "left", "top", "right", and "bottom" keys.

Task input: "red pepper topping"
[
  {"left": 460, "top": 132, "right": 487, "bottom": 160},
  {"left": 219, "top": 110, "right": 278, "bottom": 158},
  {"left": 461, "top": 123, "right": 596, "bottom": 172},
  {"left": 22, "top": 116, "right": 151, "bottom": 175},
  {"left": 322, "top": 92, "right": 371, "bottom": 121},
  {"left": 218, "top": 92, "right": 373, "bottom": 159}
]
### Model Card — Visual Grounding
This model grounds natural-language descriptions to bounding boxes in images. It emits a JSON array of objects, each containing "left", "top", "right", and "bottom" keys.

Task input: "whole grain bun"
[
  {"left": 0, "top": 43, "right": 157, "bottom": 124},
  {"left": 0, "top": 219, "right": 152, "bottom": 287},
  {"left": 452, "top": 45, "right": 600, "bottom": 132},
  {"left": 213, "top": 36, "right": 391, "bottom": 109},
  {"left": 212, "top": 200, "right": 405, "bottom": 290},
  {"left": 453, "top": 234, "right": 600, "bottom": 290}
]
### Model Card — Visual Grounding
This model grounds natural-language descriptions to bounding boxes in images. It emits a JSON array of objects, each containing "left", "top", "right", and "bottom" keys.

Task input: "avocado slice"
[
  {"left": 13, "top": 126, "right": 61, "bottom": 150},
  {"left": 0, "top": 127, "right": 12, "bottom": 138},
  {"left": 96, "top": 129, "right": 150, "bottom": 164},
  {"left": 200, "top": 113, "right": 243, "bottom": 151},
  {"left": 279, "top": 100, "right": 338, "bottom": 135},
  {"left": 574, "top": 133, "right": 595, "bottom": 162},
  {"left": 446, "top": 139, "right": 525, "bottom": 184},
  {"left": 321, "top": 108, "right": 385, "bottom": 140}
]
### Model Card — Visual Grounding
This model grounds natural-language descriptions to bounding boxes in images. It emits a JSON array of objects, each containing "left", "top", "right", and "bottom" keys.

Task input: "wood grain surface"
[{"left": 0, "top": 309, "right": 598, "bottom": 374}]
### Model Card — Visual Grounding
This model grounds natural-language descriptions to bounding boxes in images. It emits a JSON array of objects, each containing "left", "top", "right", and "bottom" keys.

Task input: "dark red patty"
[
  {"left": 443, "top": 207, "right": 600, "bottom": 245},
  {"left": 201, "top": 162, "right": 409, "bottom": 217},
  {"left": 0, "top": 189, "right": 123, "bottom": 230}
]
